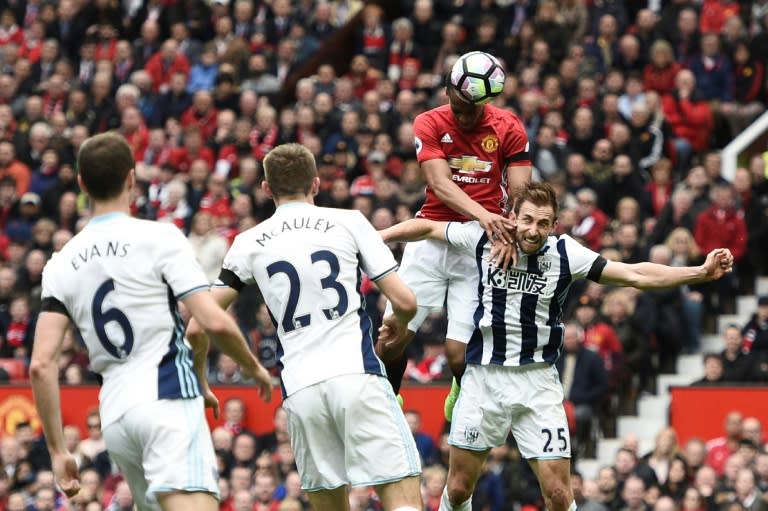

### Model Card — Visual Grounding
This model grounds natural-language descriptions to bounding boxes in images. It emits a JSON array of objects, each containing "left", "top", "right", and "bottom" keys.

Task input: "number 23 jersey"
[
  {"left": 41, "top": 213, "right": 210, "bottom": 428},
  {"left": 216, "top": 202, "right": 398, "bottom": 397}
]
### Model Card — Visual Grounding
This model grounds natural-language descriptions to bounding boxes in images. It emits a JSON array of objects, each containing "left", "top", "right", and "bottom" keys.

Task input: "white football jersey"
[
  {"left": 41, "top": 213, "right": 211, "bottom": 428},
  {"left": 216, "top": 202, "right": 398, "bottom": 397},
  {"left": 445, "top": 222, "right": 604, "bottom": 367}
]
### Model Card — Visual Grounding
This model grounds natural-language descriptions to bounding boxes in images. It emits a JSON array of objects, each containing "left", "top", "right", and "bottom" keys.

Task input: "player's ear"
[
  {"left": 76, "top": 174, "right": 88, "bottom": 195},
  {"left": 261, "top": 180, "right": 274, "bottom": 199},
  {"left": 126, "top": 169, "right": 135, "bottom": 192},
  {"left": 310, "top": 177, "right": 320, "bottom": 196}
]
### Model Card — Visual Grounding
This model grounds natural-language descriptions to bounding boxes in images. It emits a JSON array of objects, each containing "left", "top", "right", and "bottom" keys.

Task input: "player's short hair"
[
  {"left": 263, "top": 143, "right": 317, "bottom": 199},
  {"left": 77, "top": 133, "right": 134, "bottom": 201},
  {"left": 513, "top": 181, "right": 558, "bottom": 218}
]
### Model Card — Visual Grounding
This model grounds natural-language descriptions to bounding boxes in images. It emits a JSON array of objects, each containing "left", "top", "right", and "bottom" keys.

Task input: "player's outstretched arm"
[
  {"left": 598, "top": 248, "right": 734, "bottom": 289},
  {"left": 30, "top": 311, "right": 81, "bottom": 498},
  {"left": 423, "top": 159, "right": 515, "bottom": 244},
  {"left": 184, "top": 289, "right": 273, "bottom": 403},
  {"left": 380, "top": 218, "right": 448, "bottom": 243}
]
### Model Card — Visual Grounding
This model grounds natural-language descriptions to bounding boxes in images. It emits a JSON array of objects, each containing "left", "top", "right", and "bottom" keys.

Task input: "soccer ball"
[{"left": 449, "top": 51, "right": 506, "bottom": 105}]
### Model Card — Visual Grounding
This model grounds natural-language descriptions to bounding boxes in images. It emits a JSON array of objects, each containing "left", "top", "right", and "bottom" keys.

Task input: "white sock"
[
  {"left": 439, "top": 486, "right": 472, "bottom": 511},
  {"left": 568, "top": 501, "right": 577, "bottom": 511}
]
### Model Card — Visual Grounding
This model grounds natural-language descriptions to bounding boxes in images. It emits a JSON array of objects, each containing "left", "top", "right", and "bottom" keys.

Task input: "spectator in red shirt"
[
  {"left": 119, "top": 106, "right": 149, "bottom": 163},
  {"left": 198, "top": 172, "right": 233, "bottom": 227},
  {"left": 144, "top": 39, "right": 190, "bottom": 94},
  {"left": 694, "top": 183, "right": 747, "bottom": 264},
  {"left": 694, "top": 183, "right": 747, "bottom": 314},
  {"left": 180, "top": 90, "right": 219, "bottom": 141},
  {"left": 168, "top": 126, "right": 215, "bottom": 174},
  {"left": 661, "top": 69, "right": 714, "bottom": 176},
  {"left": 0, "top": 10, "right": 25, "bottom": 48},
  {"left": 643, "top": 40, "right": 683, "bottom": 96},
  {"left": 572, "top": 187, "right": 610, "bottom": 251},
  {"left": 705, "top": 411, "right": 743, "bottom": 476}
]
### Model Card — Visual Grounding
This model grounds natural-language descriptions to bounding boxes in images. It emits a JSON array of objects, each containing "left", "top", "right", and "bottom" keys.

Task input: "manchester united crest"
[{"left": 481, "top": 135, "right": 499, "bottom": 153}]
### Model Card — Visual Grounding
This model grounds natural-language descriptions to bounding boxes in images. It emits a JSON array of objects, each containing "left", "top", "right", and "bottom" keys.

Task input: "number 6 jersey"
[
  {"left": 40, "top": 213, "right": 211, "bottom": 428},
  {"left": 215, "top": 202, "right": 399, "bottom": 398}
]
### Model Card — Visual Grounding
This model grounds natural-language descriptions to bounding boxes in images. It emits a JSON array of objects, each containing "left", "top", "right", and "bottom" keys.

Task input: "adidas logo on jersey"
[{"left": 441, "top": 133, "right": 453, "bottom": 143}]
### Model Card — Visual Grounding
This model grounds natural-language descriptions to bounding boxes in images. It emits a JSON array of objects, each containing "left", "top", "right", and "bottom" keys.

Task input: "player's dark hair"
[
  {"left": 263, "top": 143, "right": 317, "bottom": 199},
  {"left": 513, "top": 181, "right": 559, "bottom": 218},
  {"left": 77, "top": 133, "right": 134, "bottom": 201}
]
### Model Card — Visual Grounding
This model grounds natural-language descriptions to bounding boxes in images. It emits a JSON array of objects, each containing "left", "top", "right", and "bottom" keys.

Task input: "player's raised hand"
[
  {"left": 477, "top": 210, "right": 516, "bottom": 245},
  {"left": 702, "top": 248, "right": 734, "bottom": 280},
  {"left": 376, "top": 314, "right": 409, "bottom": 361},
  {"left": 52, "top": 451, "right": 80, "bottom": 498}
]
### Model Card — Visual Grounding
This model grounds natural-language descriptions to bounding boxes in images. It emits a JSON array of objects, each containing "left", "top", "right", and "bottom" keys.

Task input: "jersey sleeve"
[
  {"left": 40, "top": 253, "right": 68, "bottom": 310},
  {"left": 350, "top": 212, "right": 399, "bottom": 281},
  {"left": 217, "top": 234, "right": 257, "bottom": 289},
  {"left": 562, "top": 235, "right": 602, "bottom": 281},
  {"left": 502, "top": 115, "right": 531, "bottom": 167},
  {"left": 157, "top": 226, "right": 211, "bottom": 300},
  {"left": 413, "top": 112, "right": 445, "bottom": 164},
  {"left": 444, "top": 221, "right": 485, "bottom": 256}
]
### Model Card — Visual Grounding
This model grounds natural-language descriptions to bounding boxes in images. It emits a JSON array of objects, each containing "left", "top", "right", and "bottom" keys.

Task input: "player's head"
[
  {"left": 77, "top": 132, "right": 135, "bottom": 201},
  {"left": 512, "top": 182, "right": 559, "bottom": 254},
  {"left": 262, "top": 143, "right": 319, "bottom": 200},
  {"left": 445, "top": 85, "right": 485, "bottom": 131}
]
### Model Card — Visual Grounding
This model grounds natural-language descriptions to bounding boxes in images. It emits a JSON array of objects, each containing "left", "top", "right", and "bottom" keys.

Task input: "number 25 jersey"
[
  {"left": 216, "top": 202, "right": 398, "bottom": 398},
  {"left": 41, "top": 213, "right": 210, "bottom": 428}
]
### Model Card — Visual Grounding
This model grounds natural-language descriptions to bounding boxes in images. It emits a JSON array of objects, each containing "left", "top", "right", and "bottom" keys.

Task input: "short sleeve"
[
  {"left": 562, "top": 235, "right": 601, "bottom": 281},
  {"left": 350, "top": 212, "right": 399, "bottom": 281},
  {"left": 41, "top": 253, "right": 64, "bottom": 303},
  {"left": 502, "top": 116, "right": 531, "bottom": 167},
  {"left": 157, "top": 226, "right": 211, "bottom": 299},
  {"left": 218, "top": 234, "right": 257, "bottom": 288},
  {"left": 413, "top": 113, "right": 445, "bottom": 164},
  {"left": 445, "top": 221, "right": 485, "bottom": 256}
]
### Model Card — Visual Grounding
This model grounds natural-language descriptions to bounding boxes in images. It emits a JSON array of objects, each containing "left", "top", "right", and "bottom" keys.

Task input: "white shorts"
[
  {"left": 282, "top": 373, "right": 421, "bottom": 491},
  {"left": 387, "top": 238, "right": 478, "bottom": 343},
  {"left": 102, "top": 396, "right": 218, "bottom": 510},
  {"left": 449, "top": 363, "right": 571, "bottom": 460}
]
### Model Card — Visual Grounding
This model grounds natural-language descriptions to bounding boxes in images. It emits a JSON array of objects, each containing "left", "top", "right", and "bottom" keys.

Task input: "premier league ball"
[{"left": 449, "top": 51, "right": 506, "bottom": 105}]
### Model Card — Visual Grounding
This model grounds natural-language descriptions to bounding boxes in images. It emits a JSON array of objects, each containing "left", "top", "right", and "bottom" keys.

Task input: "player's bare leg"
[
  {"left": 444, "top": 339, "right": 466, "bottom": 380},
  {"left": 379, "top": 330, "right": 415, "bottom": 395},
  {"left": 527, "top": 458, "right": 574, "bottom": 511},
  {"left": 306, "top": 486, "right": 350, "bottom": 511},
  {"left": 157, "top": 491, "right": 218, "bottom": 511},
  {"left": 440, "top": 446, "right": 489, "bottom": 510},
  {"left": 375, "top": 474, "right": 423, "bottom": 510}
]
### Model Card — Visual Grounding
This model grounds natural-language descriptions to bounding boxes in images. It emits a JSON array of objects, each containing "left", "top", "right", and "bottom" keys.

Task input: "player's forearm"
[
  {"left": 506, "top": 165, "right": 532, "bottom": 211},
  {"left": 30, "top": 361, "right": 67, "bottom": 455},
  {"left": 608, "top": 262, "right": 708, "bottom": 290},
  {"left": 380, "top": 219, "right": 445, "bottom": 243},
  {"left": 207, "top": 323, "right": 260, "bottom": 373},
  {"left": 430, "top": 178, "right": 491, "bottom": 221},
  {"left": 189, "top": 329, "right": 211, "bottom": 389}
]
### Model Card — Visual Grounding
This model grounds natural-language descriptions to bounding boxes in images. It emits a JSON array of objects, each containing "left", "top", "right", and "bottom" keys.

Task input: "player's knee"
[
  {"left": 544, "top": 482, "right": 571, "bottom": 511},
  {"left": 446, "top": 475, "right": 474, "bottom": 504}
]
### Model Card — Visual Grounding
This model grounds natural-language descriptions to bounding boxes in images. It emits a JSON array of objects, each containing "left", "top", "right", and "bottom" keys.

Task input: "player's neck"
[
  {"left": 274, "top": 194, "right": 314, "bottom": 208},
  {"left": 90, "top": 195, "right": 131, "bottom": 218}
]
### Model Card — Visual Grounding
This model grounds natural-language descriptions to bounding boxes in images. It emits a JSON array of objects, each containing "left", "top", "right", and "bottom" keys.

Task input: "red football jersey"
[{"left": 414, "top": 104, "right": 531, "bottom": 222}]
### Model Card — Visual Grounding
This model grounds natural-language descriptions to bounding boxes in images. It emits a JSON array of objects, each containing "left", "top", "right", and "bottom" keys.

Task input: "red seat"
[{"left": 0, "top": 359, "right": 27, "bottom": 382}]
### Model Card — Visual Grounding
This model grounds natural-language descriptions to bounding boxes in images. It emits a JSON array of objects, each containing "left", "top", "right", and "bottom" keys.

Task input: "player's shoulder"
[
  {"left": 415, "top": 104, "right": 451, "bottom": 125},
  {"left": 486, "top": 104, "right": 524, "bottom": 128}
]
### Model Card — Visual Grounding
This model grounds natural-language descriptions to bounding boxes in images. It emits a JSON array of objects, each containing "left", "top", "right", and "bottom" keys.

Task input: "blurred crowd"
[{"left": 0, "top": 0, "right": 765, "bottom": 508}]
